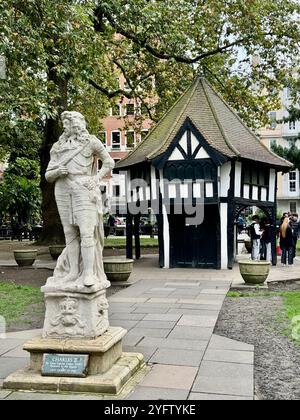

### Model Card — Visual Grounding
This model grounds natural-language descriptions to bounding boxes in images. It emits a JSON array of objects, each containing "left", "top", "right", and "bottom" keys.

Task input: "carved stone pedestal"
[
  {"left": 42, "top": 289, "right": 109, "bottom": 339},
  {"left": 3, "top": 327, "right": 145, "bottom": 395}
]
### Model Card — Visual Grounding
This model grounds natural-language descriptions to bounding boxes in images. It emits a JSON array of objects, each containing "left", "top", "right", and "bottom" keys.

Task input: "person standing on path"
[
  {"left": 249, "top": 215, "right": 262, "bottom": 261},
  {"left": 280, "top": 217, "right": 294, "bottom": 267}
]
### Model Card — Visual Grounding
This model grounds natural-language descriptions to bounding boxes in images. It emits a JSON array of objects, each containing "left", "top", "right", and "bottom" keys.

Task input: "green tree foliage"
[
  {"left": 0, "top": 158, "right": 41, "bottom": 225},
  {"left": 0, "top": 0, "right": 300, "bottom": 241}
]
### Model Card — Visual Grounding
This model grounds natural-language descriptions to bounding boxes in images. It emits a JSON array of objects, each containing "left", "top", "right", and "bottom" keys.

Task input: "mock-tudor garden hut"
[{"left": 116, "top": 78, "right": 292, "bottom": 269}]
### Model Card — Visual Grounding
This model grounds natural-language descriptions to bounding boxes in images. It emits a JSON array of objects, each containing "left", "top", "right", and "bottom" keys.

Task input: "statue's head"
[{"left": 61, "top": 111, "right": 87, "bottom": 137}]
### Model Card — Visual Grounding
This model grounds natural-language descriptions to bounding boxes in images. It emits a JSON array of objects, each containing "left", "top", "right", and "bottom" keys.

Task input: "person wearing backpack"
[{"left": 249, "top": 215, "right": 262, "bottom": 261}]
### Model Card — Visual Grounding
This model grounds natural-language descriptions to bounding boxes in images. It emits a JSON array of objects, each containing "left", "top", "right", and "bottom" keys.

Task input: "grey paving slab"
[
  {"left": 135, "top": 320, "right": 177, "bottom": 329},
  {"left": 178, "top": 298, "right": 223, "bottom": 305},
  {"left": 195, "top": 294, "right": 225, "bottom": 302},
  {"left": 150, "top": 348, "right": 205, "bottom": 367},
  {"left": 168, "top": 308, "right": 221, "bottom": 316},
  {"left": 6, "top": 329, "right": 42, "bottom": 339},
  {"left": 0, "top": 339, "right": 25, "bottom": 356},
  {"left": 0, "top": 390, "right": 12, "bottom": 399},
  {"left": 180, "top": 304, "right": 222, "bottom": 311},
  {"left": 129, "top": 328, "right": 171, "bottom": 338},
  {"left": 0, "top": 357, "right": 27, "bottom": 379},
  {"left": 149, "top": 288, "right": 177, "bottom": 292},
  {"left": 177, "top": 315, "right": 218, "bottom": 328},
  {"left": 126, "top": 386, "right": 189, "bottom": 400},
  {"left": 108, "top": 297, "right": 148, "bottom": 303},
  {"left": 203, "top": 349, "right": 254, "bottom": 365},
  {"left": 109, "top": 320, "right": 139, "bottom": 330},
  {"left": 143, "top": 313, "right": 182, "bottom": 322},
  {"left": 165, "top": 282, "right": 200, "bottom": 288},
  {"left": 209, "top": 335, "right": 254, "bottom": 352},
  {"left": 199, "top": 289, "right": 228, "bottom": 295},
  {"left": 168, "top": 326, "right": 213, "bottom": 341},
  {"left": 123, "top": 346, "right": 157, "bottom": 362},
  {"left": 192, "top": 361, "right": 253, "bottom": 397},
  {"left": 139, "top": 364, "right": 198, "bottom": 390},
  {"left": 122, "top": 334, "right": 144, "bottom": 346},
  {"left": 2, "top": 346, "right": 29, "bottom": 358},
  {"left": 171, "top": 289, "right": 201, "bottom": 296},
  {"left": 147, "top": 298, "right": 178, "bottom": 304},
  {"left": 138, "top": 337, "right": 208, "bottom": 351},
  {"left": 188, "top": 392, "right": 252, "bottom": 400},
  {"left": 133, "top": 307, "right": 170, "bottom": 314},
  {"left": 109, "top": 313, "right": 146, "bottom": 321}
]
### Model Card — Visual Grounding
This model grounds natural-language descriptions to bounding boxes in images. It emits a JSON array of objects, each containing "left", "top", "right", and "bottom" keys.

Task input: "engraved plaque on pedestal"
[{"left": 42, "top": 353, "right": 89, "bottom": 377}]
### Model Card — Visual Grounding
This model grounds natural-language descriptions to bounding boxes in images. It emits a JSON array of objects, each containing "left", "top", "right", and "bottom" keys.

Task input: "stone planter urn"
[
  {"left": 48, "top": 245, "right": 65, "bottom": 260},
  {"left": 238, "top": 260, "right": 271, "bottom": 285},
  {"left": 103, "top": 257, "right": 134, "bottom": 282},
  {"left": 13, "top": 249, "right": 37, "bottom": 267}
]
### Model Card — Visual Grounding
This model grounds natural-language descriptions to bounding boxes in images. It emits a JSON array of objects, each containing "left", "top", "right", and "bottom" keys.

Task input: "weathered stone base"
[
  {"left": 23, "top": 327, "right": 127, "bottom": 375},
  {"left": 3, "top": 353, "right": 145, "bottom": 395}
]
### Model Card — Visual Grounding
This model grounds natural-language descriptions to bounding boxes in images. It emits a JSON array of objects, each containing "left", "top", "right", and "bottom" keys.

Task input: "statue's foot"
[
  {"left": 63, "top": 272, "right": 79, "bottom": 283},
  {"left": 77, "top": 273, "right": 95, "bottom": 288}
]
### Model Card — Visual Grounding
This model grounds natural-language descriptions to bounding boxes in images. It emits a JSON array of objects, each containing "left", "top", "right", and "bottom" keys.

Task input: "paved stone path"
[{"left": 0, "top": 274, "right": 254, "bottom": 400}]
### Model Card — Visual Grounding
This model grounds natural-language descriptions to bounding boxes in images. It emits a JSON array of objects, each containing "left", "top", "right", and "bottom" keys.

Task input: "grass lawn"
[
  {"left": 0, "top": 282, "right": 43, "bottom": 323},
  {"left": 104, "top": 237, "right": 158, "bottom": 248},
  {"left": 227, "top": 290, "right": 300, "bottom": 343}
]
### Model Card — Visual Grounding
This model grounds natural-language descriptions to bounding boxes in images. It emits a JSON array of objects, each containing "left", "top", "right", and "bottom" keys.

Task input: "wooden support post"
[
  {"left": 126, "top": 213, "right": 133, "bottom": 259},
  {"left": 134, "top": 214, "right": 141, "bottom": 260}
]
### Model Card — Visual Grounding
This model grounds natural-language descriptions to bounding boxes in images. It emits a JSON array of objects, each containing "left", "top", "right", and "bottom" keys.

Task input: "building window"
[
  {"left": 289, "top": 120, "right": 296, "bottom": 130},
  {"left": 289, "top": 171, "right": 296, "bottom": 192},
  {"left": 111, "top": 104, "right": 121, "bottom": 116},
  {"left": 141, "top": 130, "right": 149, "bottom": 140},
  {"left": 113, "top": 185, "right": 120, "bottom": 197},
  {"left": 111, "top": 132, "right": 121, "bottom": 150},
  {"left": 126, "top": 131, "right": 135, "bottom": 149},
  {"left": 268, "top": 112, "right": 277, "bottom": 129},
  {"left": 99, "top": 131, "right": 106, "bottom": 145},
  {"left": 126, "top": 104, "right": 135, "bottom": 116},
  {"left": 290, "top": 202, "right": 297, "bottom": 213}
]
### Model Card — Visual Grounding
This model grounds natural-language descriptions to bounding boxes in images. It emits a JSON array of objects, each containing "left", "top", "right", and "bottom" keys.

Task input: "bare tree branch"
[{"left": 88, "top": 78, "right": 133, "bottom": 99}]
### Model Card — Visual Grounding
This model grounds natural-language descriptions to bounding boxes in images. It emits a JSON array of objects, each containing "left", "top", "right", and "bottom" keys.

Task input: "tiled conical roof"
[{"left": 116, "top": 77, "right": 292, "bottom": 170}]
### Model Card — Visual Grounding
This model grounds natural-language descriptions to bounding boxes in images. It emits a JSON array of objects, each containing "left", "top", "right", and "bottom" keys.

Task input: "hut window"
[{"left": 261, "top": 188, "right": 267, "bottom": 201}]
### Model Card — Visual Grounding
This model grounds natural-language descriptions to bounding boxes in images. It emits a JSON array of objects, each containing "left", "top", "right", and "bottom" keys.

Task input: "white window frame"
[
  {"left": 110, "top": 104, "right": 122, "bottom": 117},
  {"left": 111, "top": 131, "right": 121, "bottom": 150},
  {"left": 289, "top": 171, "right": 297, "bottom": 192},
  {"left": 141, "top": 129, "right": 149, "bottom": 141}
]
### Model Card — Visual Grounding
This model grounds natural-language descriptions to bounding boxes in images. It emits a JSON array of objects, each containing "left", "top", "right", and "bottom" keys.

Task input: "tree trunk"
[{"left": 39, "top": 66, "right": 69, "bottom": 244}]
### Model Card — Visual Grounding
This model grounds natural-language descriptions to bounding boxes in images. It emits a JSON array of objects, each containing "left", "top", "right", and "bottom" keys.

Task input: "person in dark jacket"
[
  {"left": 261, "top": 217, "right": 272, "bottom": 262},
  {"left": 289, "top": 213, "right": 300, "bottom": 258},
  {"left": 280, "top": 217, "right": 294, "bottom": 266}
]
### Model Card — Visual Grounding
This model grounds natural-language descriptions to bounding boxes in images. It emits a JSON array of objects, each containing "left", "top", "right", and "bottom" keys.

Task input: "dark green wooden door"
[{"left": 169, "top": 205, "right": 219, "bottom": 268}]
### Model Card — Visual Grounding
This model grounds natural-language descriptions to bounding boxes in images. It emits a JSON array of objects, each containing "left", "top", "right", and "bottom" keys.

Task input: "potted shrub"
[
  {"left": 238, "top": 260, "right": 271, "bottom": 284},
  {"left": 48, "top": 245, "right": 65, "bottom": 260},
  {"left": 103, "top": 257, "right": 134, "bottom": 282},
  {"left": 13, "top": 249, "right": 38, "bottom": 267}
]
